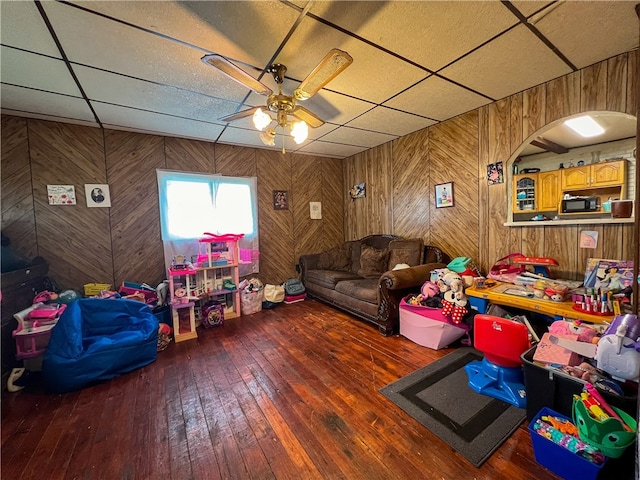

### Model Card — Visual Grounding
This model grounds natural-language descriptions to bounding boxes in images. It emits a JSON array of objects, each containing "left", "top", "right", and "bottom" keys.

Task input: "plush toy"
[
  {"left": 407, "top": 294, "right": 425, "bottom": 305},
  {"left": 441, "top": 278, "right": 468, "bottom": 324},
  {"left": 421, "top": 281, "right": 440, "bottom": 298},
  {"left": 437, "top": 270, "right": 462, "bottom": 293}
]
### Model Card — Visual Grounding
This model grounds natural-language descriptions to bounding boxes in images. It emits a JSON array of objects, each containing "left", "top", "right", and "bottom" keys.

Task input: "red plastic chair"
[{"left": 464, "top": 314, "right": 531, "bottom": 408}]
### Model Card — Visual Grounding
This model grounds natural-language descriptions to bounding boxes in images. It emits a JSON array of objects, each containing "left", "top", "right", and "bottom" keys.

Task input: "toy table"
[{"left": 465, "top": 282, "right": 612, "bottom": 325}]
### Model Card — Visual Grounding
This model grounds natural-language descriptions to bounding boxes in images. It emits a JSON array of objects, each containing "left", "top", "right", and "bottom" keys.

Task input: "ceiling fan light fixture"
[
  {"left": 564, "top": 115, "right": 605, "bottom": 138},
  {"left": 294, "top": 49, "right": 353, "bottom": 100},
  {"left": 291, "top": 120, "right": 308, "bottom": 144},
  {"left": 259, "top": 128, "right": 276, "bottom": 146},
  {"left": 201, "top": 54, "right": 272, "bottom": 96},
  {"left": 252, "top": 108, "right": 272, "bottom": 131}
]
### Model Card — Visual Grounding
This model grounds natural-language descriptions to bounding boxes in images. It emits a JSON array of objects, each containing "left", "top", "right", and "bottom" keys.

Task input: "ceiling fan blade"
[
  {"left": 291, "top": 106, "right": 325, "bottom": 128},
  {"left": 201, "top": 54, "right": 273, "bottom": 96},
  {"left": 294, "top": 49, "right": 353, "bottom": 101},
  {"left": 220, "top": 106, "right": 264, "bottom": 123}
]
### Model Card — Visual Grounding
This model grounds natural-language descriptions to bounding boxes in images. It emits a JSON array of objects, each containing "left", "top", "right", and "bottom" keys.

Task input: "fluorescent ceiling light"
[{"left": 564, "top": 115, "right": 605, "bottom": 138}]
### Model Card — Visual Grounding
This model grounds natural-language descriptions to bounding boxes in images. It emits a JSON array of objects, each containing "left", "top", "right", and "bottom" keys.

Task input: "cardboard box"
[{"left": 399, "top": 299, "right": 468, "bottom": 350}]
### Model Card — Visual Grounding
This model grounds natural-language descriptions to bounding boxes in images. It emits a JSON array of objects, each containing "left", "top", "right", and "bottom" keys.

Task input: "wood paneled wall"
[
  {"left": 2, "top": 51, "right": 636, "bottom": 292},
  {"left": 344, "top": 51, "right": 638, "bottom": 280},
  {"left": 1, "top": 120, "right": 344, "bottom": 291}
]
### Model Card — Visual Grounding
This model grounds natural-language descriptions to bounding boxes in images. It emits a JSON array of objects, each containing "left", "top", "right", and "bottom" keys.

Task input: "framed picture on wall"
[
  {"left": 435, "top": 182, "right": 454, "bottom": 208},
  {"left": 85, "top": 184, "right": 111, "bottom": 207},
  {"left": 273, "top": 190, "right": 288, "bottom": 210}
]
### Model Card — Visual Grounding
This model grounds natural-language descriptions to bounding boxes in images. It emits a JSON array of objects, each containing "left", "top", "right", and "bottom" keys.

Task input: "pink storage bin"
[
  {"left": 399, "top": 297, "right": 469, "bottom": 350},
  {"left": 13, "top": 323, "right": 56, "bottom": 360}
]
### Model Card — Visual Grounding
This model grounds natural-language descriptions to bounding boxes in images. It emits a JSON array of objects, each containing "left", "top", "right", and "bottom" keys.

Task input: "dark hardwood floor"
[{"left": 1, "top": 299, "right": 622, "bottom": 479}]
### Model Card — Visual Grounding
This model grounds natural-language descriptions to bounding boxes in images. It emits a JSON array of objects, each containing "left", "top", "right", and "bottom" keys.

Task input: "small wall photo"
[
  {"left": 85, "top": 184, "right": 111, "bottom": 207},
  {"left": 273, "top": 190, "right": 288, "bottom": 210},
  {"left": 435, "top": 182, "right": 454, "bottom": 208}
]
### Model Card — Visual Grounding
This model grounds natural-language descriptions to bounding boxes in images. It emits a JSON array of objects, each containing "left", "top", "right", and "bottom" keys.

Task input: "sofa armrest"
[
  {"left": 299, "top": 253, "right": 320, "bottom": 281},
  {"left": 377, "top": 262, "right": 446, "bottom": 335},
  {"left": 379, "top": 263, "right": 445, "bottom": 291}
]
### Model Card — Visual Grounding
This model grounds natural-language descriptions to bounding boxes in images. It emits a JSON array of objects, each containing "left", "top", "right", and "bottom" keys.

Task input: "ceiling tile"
[
  {"left": 0, "top": 110, "right": 100, "bottom": 129},
  {"left": 297, "top": 141, "right": 368, "bottom": 158},
  {"left": 68, "top": 0, "right": 299, "bottom": 68},
  {"left": 303, "top": 1, "right": 519, "bottom": 71},
  {"left": 531, "top": 1, "right": 639, "bottom": 69},
  {"left": 319, "top": 126, "right": 397, "bottom": 148},
  {"left": 1, "top": 47, "right": 81, "bottom": 96},
  {"left": 274, "top": 15, "right": 428, "bottom": 104},
  {"left": 383, "top": 76, "right": 491, "bottom": 121},
  {"left": 0, "top": 1, "right": 61, "bottom": 56},
  {"left": 439, "top": 25, "right": 572, "bottom": 100},
  {"left": 74, "top": 65, "right": 236, "bottom": 125},
  {"left": 509, "top": 1, "right": 555, "bottom": 18},
  {"left": 1, "top": 84, "right": 96, "bottom": 123},
  {"left": 214, "top": 124, "right": 272, "bottom": 149},
  {"left": 346, "top": 106, "right": 436, "bottom": 137},
  {"left": 94, "top": 102, "right": 224, "bottom": 142},
  {"left": 300, "top": 89, "right": 374, "bottom": 126},
  {"left": 1, "top": 0, "right": 636, "bottom": 161},
  {"left": 40, "top": 1, "right": 250, "bottom": 101}
]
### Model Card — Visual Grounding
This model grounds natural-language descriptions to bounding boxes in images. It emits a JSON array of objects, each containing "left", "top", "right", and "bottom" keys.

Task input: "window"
[
  {"left": 156, "top": 170, "right": 259, "bottom": 274},
  {"left": 157, "top": 170, "right": 257, "bottom": 241}
]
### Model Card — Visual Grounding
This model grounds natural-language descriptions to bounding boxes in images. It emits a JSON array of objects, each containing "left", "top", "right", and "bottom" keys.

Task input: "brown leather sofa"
[{"left": 299, "top": 235, "right": 449, "bottom": 336}]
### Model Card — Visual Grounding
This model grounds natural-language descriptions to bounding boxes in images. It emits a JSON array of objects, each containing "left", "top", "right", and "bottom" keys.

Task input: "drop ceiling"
[{"left": 1, "top": 1, "right": 638, "bottom": 159}]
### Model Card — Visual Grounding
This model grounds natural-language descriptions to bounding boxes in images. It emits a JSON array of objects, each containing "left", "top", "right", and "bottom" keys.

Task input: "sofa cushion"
[
  {"left": 388, "top": 239, "right": 423, "bottom": 270},
  {"left": 357, "top": 245, "right": 389, "bottom": 278},
  {"left": 334, "top": 278, "right": 378, "bottom": 304},
  {"left": 305, "top": 269, "right": 361, "bottom": 290},
  {"left": 317, "top": 245, "right": 351, "bottom": 271}
]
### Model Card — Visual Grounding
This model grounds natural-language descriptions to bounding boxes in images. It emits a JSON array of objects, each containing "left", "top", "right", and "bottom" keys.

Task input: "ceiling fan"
[{"left": 201, "top": 49, "right": 353, "bottom": 150}]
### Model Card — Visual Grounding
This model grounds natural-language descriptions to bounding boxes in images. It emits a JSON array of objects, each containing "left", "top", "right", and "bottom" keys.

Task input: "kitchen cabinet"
[
  {"left": 513, "top": 174, "right": 537, "bottom": 213},
  {"left": 538, "top": 171, "right": 560, "bottom": 212},
  {"left": 560, "top": 160, "right": 626, "bottom": 191}
]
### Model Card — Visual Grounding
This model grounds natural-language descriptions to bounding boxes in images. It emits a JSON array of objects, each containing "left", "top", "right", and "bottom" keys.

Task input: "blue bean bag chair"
[{"left": 42, "top": 298, "right": 158, "bottom": 393}]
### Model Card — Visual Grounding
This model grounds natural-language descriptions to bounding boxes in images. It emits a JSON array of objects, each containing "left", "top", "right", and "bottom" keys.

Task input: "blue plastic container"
[{"left": 529, "top": 407, "right": 606, "bottom": 480}]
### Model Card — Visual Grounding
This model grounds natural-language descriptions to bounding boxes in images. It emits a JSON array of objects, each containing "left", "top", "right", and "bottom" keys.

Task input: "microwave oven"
[{"left": 561, "top": 197, "right": 599, "bottom": 213}]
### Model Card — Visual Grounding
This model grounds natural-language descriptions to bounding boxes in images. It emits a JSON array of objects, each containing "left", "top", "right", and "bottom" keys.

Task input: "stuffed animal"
[
  {"left": 407, "top": 294, "right": 425, "bottom": 305},
  {"left": 441, "top": 278, "right": 468, "bottom": 324},
  {"left": 437, "top": 270, "right": 462, "bottom": 293},
  {"left": 421, "top": 281, "right": 440, "bottom": 298}
]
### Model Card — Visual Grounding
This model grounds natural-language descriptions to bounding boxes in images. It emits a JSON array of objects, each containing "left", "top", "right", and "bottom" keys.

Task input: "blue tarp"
[{"left": 42, "top": 298, "right": 158, "bottom": 393}]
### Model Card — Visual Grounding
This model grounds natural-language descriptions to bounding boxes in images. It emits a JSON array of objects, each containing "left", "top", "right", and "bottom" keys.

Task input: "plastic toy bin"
[
  {"left": 399, "top": 298, "right": 468, "bottom": 350},
  {"left": 521, "top": 345, "right": 637, "bottom": 421},
  {"left": 529, "top": 407, "right": 606, "bottom": 480}
]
